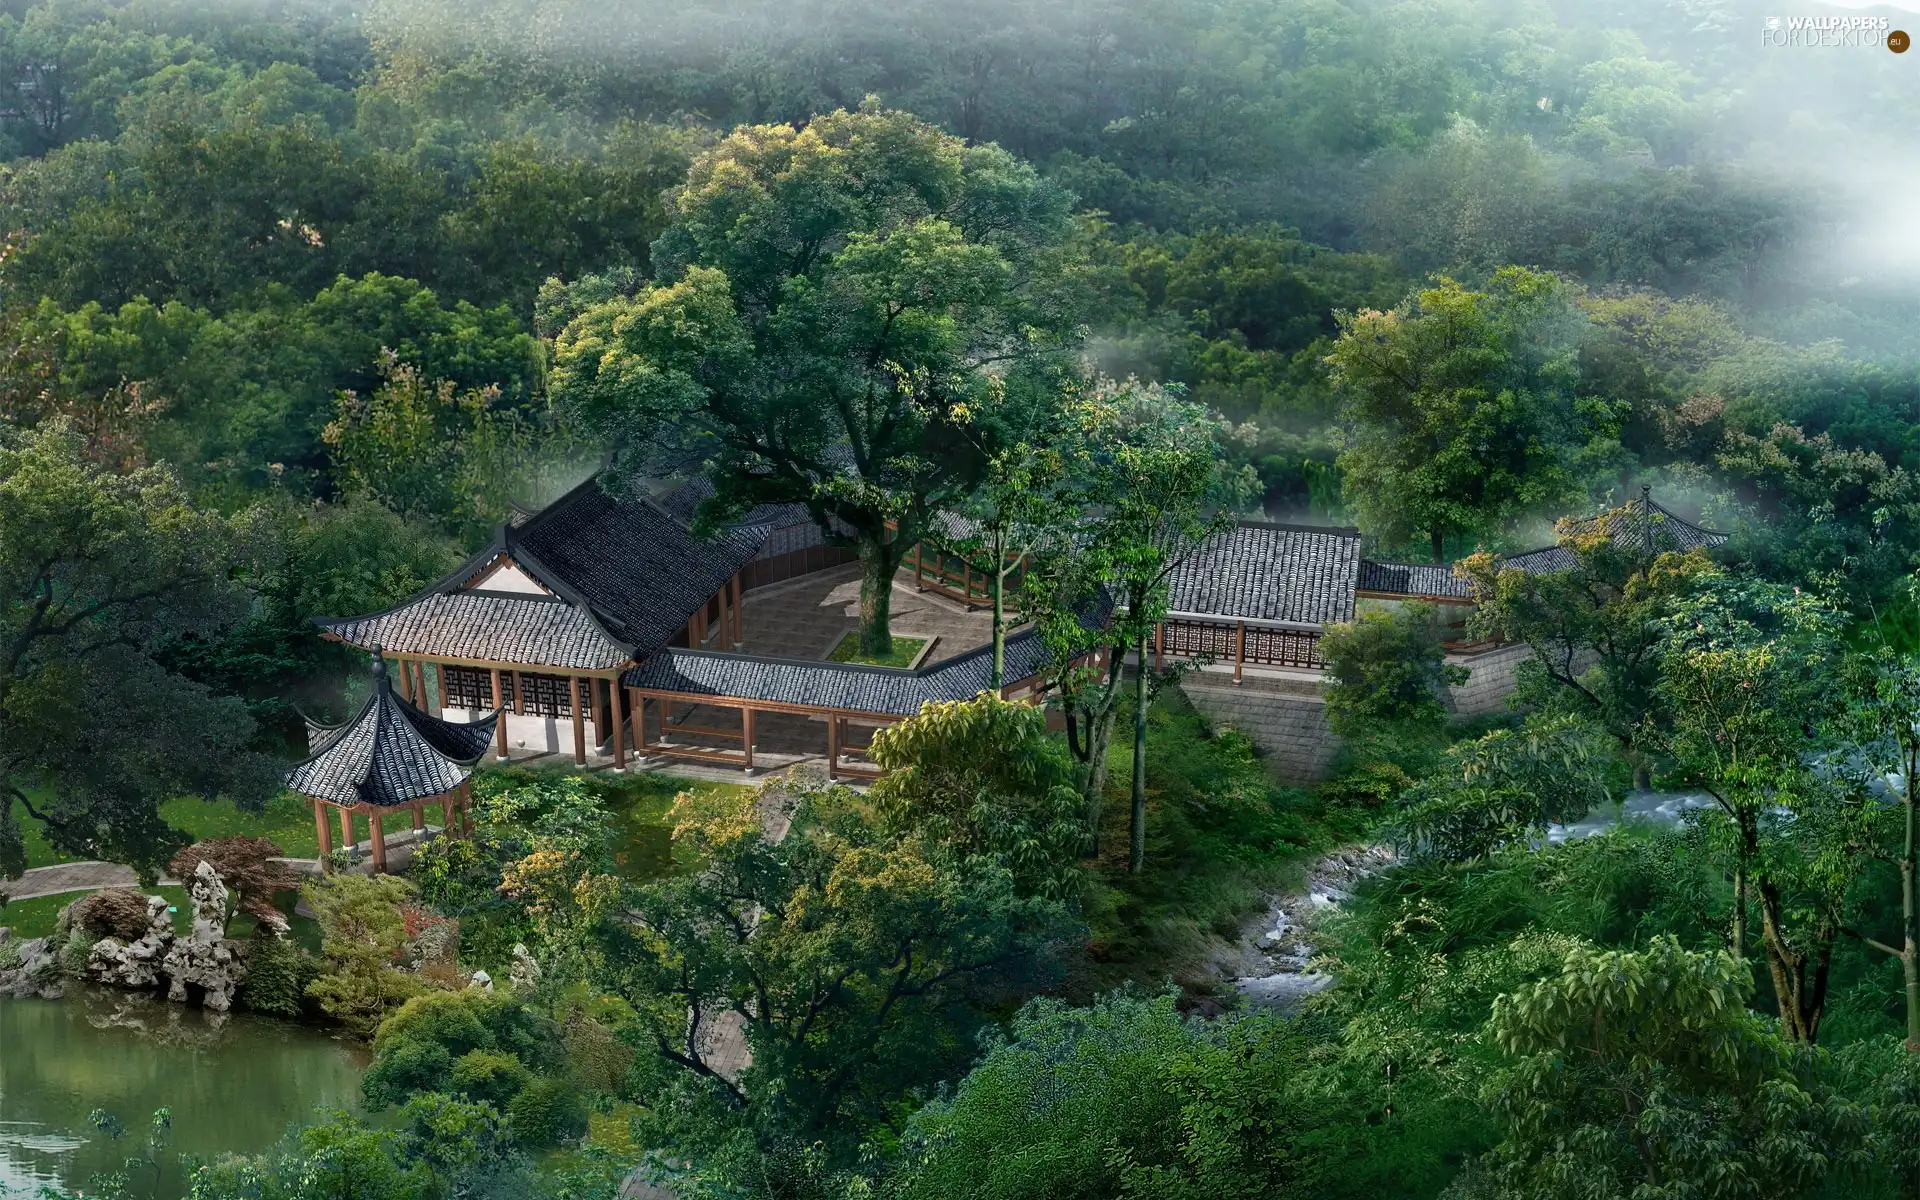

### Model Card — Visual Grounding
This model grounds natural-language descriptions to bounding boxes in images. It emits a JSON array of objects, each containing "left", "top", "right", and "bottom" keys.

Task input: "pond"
[{"left": 0, "top": 989, "right": 368, "bottom": 1199}]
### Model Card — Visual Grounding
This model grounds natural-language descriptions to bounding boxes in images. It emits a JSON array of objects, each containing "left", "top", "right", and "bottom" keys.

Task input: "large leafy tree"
[
  {"left": 1326, "top": 267, "right": 1621, "bottom": 561},
  {"left": 1484, "top": 937, "right": 1870, "bottom": 1198},
  {"left": 0, "top": 421, "right": 278, "bottom": 882},
  {"left": 550, "top": 102, "right": 1088, "bottom": 657},
  {"left": 597, "top": 782, "right": 1072, "bottom": 1179},
  {"left": 1030, "top": 382, "right": 1254, "bottom": 871},
  {"left": 1461, "top": 516, "right": 1715, "bottom": 787}
]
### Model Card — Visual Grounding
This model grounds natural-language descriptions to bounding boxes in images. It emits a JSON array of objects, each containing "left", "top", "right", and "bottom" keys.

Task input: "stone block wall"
[{"left": 1179, "top": 643, "right": 1538, "bottom": 782}]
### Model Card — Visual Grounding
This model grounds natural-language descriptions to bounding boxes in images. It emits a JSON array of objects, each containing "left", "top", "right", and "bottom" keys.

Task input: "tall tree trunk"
[
  {"left": 1430, "top": 523, "right": 1445, "bottom": 564},
  {"left": 1905, "top": 767, "right": 1920, "bottom": 1051},
  {"left": 856, "top": 532, "right": 898, "bottom": 658},
  {"left": 1080, "top": 649, "right": 1123, "bottom": 851},
  {"left": 1732, "top": 863, "right": 1747, "bottom": 959},
  {"left": 1130, "top": 635, "right": 1150, "bottom": 874}
]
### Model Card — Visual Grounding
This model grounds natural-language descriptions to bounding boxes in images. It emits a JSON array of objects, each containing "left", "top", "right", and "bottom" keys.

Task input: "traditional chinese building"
[{"left": 287, "top": 651, "right": 500, "bottom": 873}]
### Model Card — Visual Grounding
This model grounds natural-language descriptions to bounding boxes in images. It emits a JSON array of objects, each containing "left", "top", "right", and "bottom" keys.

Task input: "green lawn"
[
  {"left": 13, "top": 791, "right": 321, "bottom": 870},
  {"left": 467, "top": 763, "right": 750, "bottom": 880},
  {"left": 827, "top": 632, "right": 927, "bottom": 668},
  {"left": 1, "top": 885, "right": 321, "bottom": 948}
]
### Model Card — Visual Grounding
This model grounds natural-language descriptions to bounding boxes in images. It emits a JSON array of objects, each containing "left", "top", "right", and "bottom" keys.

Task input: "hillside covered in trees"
[{"left": 8, "top": 1, "right": 1920, "bottom": 1198}]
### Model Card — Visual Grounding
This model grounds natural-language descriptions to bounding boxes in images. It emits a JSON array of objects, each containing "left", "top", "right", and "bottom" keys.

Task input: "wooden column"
[
  {"left": 1234, "top": 621, "right": 1246, "bottom": 684},
  {"left": 627, "top": 689, "right": 646, "bottom": 763},
  {"left": 743, "top": 706, "right": 756, "bottom": 775},
  {"left": 490, "top": 669, "right": 509, "bottom": 759},
  {"left": 732, "top": 574, "right": 744, "bottom": 645},
  {"left": 369, "top": 810, "right": 388, "bottom": 873},
  {"left": 591, "top": 678, "right": 608, "bottom": 751},
  {"left": 610, "top": 682, "right": 627, "bottom": 770},
  {"left": 411, "top": 800, "right": 425, "bottom": 833},
  {"left": 415, "top": 660, "right": 433, "bottom": 713},
  {"left": 512, "top": 670, "right": 526, "bottom": 715},
  {"left": 695, "top": 600, "right": 709, "bottom": 646},
  {"left": 313, "top": 798, "right": 332, "bottom": 860},
  {"left": 913, "top": 545, "right": 925, "bottom": 591},
  {"left": 422, "top": 661, "right": 439, "bottom": 714},
  {"left": 827, "top": 715, "right": 841, "bottom": 780},
  {"left": 1153, "top": 623, "right": 1165, "bottom": 673},
  {"left": 569, "top": 676, "right": 586, "bottom": 765},
  {"left": 338, "top": 807, "right": 355, "bottom": 858},
  {"left": 396, "top": 659, "right": 414, "bottom": 703}
]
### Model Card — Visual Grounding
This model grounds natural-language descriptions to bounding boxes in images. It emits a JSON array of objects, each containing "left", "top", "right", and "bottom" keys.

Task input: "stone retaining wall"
[{"left": 1179, "top": 643, "right": 1538, "bottom": 782}]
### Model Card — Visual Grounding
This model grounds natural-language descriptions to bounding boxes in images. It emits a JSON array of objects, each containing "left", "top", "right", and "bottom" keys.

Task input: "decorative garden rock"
[
  {"left": 0, "top": 935, "right": 62, "bottom": 1000},
  {"left": 85, "top": 894, "right": 174, "bottom": 990},
  {"left": 509, "top": 943, "right": 541, "bottom": 993},
  {"left": 159, "top": 861, "right": 248, "bottom": 1012}
]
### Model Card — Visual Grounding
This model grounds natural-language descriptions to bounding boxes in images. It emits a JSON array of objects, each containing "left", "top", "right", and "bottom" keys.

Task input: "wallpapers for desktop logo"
[{"left": 1761, "top": 13, "right": 1902, "bottom": 47}]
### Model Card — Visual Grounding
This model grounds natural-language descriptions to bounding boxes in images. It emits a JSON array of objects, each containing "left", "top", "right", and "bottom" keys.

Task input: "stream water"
[{"left": 0, "top": 988, "right": 368, "bottom": 1199}]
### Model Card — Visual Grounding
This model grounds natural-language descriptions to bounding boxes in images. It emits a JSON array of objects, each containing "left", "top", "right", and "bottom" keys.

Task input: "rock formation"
[
  {"left": 158, "top": 860, "right": 249, "bottom": 1012},
  {"left": 509, "top": 943, "right": 541, "bottom": 993},
  {"left": 0, "top": 928, "right": 62, "bottom": 1000},
  {"left": 84, "top": 893, "right": 174, "bottom": 990}
]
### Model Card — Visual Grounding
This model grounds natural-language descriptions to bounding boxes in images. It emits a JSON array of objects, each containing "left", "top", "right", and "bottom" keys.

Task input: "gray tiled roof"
[
  {"left": 1503, "top": 491, "right": 1726, "bottom": 577},
  {"left": 656, "top": 477, "right": 815, "bottom": 531},
  {"left": 622, "top": 628, "right": 1056, "bottom": 718},
  {"left": 512, "top": 477, "right": 768, "bottom": 652},
  {"left": 1166, "top": 523, "right": 1362, "bottom": 626},
  {"left": 1357, "top": 560, "right": 1475, "bottom": 600},
  {"left": 318, "top": 592, "right": 633, "bottom": 670},
  {"left": 319, "top": 475, "right": 772, "bottom": 668},
  {"left": 287, "top": 657, "right": 499, "bottom": 809}
]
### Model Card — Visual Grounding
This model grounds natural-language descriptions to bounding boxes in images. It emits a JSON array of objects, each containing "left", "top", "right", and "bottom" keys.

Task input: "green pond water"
[{"left": 0, "top": 989, "right": 368, "bottom": 1199}]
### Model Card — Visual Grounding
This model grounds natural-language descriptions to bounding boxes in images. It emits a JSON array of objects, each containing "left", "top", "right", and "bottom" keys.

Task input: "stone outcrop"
[
  {"left": 84, "top": 893, "right": 174, "bottom": 990},
  {"left": 159, "top": 860, "right": 249, "bottom": 1012},
  {"left": 0, "top": 928, "right": 62, "bottom": 999}
]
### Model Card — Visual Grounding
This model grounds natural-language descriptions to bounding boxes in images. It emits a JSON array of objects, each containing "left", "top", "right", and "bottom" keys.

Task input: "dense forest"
[{"left": 8, "top": 0, "right": 1920, "bottom": 1197}]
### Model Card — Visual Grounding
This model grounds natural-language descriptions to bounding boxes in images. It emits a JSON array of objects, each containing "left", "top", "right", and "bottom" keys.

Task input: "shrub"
[
  {"left": 561, "top": 1010, "right": 635, "bottom": 1096},
  {"left": 240, "top": 931, "right": 316, "bottom": 1018},
  {"left": 302, "top": 873, "right": 435, "bottom": 1037},
  {"left": 451, "top": 1049, "right": 532, "bottom": 1108},
  {"left": 506, "top": 1075, "right": 589, "bottom": 1149},
  {"left": 364, "top": 1039, "right": 456, "bottom": 1109},
  {"left": 62, "top": 888, "right": 155, "bottom": 941}
]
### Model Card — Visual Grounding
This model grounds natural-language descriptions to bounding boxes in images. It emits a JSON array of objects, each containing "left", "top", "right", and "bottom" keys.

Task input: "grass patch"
[
  {"left": 14, "top": 791, "right": 321, "bottom": 870},
  {"left": 1, "top": 885, "right": 320, "bottom": 948},
  {"left": 826, "top": 632, "right": 927, "bottom": 668},
  {"left": 1074, "top": 687, "right": 1352, "bottom": 999},
  {"left": 470, "top": 764, "right": 750, "bottom": 880}
]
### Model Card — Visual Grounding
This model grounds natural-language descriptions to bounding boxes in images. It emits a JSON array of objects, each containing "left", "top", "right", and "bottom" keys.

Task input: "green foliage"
[
  {"left": 0, "top": 420, "right": 279, "bottom": 881},
  {"left": 507, "top": 1076, "right": 590, "bottom": 1150},
  {"left": 238, "top": 931, "right": 315, "bottom": 1018},
  {"left": 450, "top": 1049, "right": 533, "bottom": 1109},
  {"left": 1484, "top": 937, "right": 1871, "bottom": 1198},
  {"left": 549, "top": 101, "right": 1088, "bottom": 656},
  {"left": 301, "top": 872, "right": 431, "bottom": 1037},
  {"left": 1390, "top": 716, "right": 1614, "bottom": 861},
  {"left": 596, "top": 781, "right": 1074, "bottom": 1180},
  {"left": 867, "top": 694, "right": 1086, "bottom": 902},
  {"left": 1326, "top": 269, "right": 1622, "bottom": 560},
  {"left": 1318, "top": 605, "right": 1466, "bottom": 746}
]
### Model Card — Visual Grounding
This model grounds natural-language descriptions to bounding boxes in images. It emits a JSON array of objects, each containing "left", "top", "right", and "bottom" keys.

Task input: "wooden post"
[
  {"left": 628, "top": 689, "right": 646, "bottom": 763},
  {"left": 913, "top": 544, "right": 924, "bottom": 591},
  {"left": 395, "top": 659, "right": 414, "bottom": 703},
  {"left": 1153, "top": 622, "right": 1165, "bottom": 673},
  {"left": 1234, "top": 621, "right": 1246, "bottom": 684},
  {"left": 338, "top": 807, "right": 355, "bottom": 859},
  {"left": 419, "top": 661, "right": 437, "bottom": 714},
  {"left": 591, "top": 678, "right": 608, "bottom": 751},
  {"left": 411, "top": 801, "right": 424, "bottom": 833},
  {"left": 369, "top": 810, "right": 387, "bottom": 873},
  {"left": 743, "top": 706, "right": 756, "bottom": 775},
  {"left": 490, "top": 669, "right": 508, "bottom": 760},
  {"left": 610, "top": 682, "right": 627, "bottom": 770},
  {"left": 512, "top": 670, "right": 526, "bottom": 715},
  {"left": 569, "top": 676, "right": 586, "bottom": 765},
  {"left": 313, "top": 798, "right": 332, "bottom": 861},
  {"left": 827, "top": 715, "right": 841, "bottom": 780},
  {"left": 732, "top": 574, "right": 745, "bottom": 645}
]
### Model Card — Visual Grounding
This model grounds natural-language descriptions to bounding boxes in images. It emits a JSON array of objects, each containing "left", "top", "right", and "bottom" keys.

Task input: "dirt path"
[{"left": 0, "top": 861, "right": 149, "bottom": 902}]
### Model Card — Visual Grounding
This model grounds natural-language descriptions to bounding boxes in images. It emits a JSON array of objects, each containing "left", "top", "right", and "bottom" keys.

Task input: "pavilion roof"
[
  {"left": 288, "top": 653, "right": 500, "bottom": 809},
  {"left": 1503, "top": 489, "right": 1727, "bottom": 576},
  {"left": 317, "top": 475, "right": 772, "bottom": 669}
]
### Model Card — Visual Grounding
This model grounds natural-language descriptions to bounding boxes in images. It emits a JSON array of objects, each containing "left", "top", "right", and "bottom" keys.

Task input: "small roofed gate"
[{"left": 1154, "top": 617, "right": 1325, "bottom": 681}]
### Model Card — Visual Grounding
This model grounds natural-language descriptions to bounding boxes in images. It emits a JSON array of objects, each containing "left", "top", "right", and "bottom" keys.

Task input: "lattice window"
[
  {"left": 1160, "top": 621, "right": 1325, "bottom": 670},
  {"left": 518, "top": 672, "right": 577, "bottom": 718},
  {"left": 442, "top": 666, "right": 491, "bottom": 710}
]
